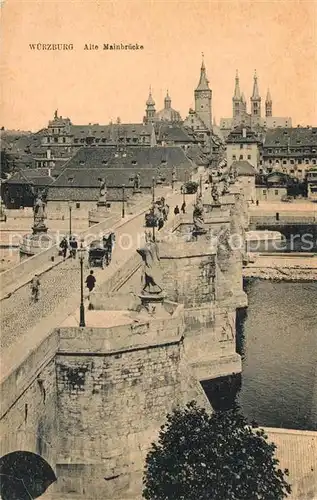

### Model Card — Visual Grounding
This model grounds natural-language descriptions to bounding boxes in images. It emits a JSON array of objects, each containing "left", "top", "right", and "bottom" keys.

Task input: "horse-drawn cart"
[{"left": 88, "top": 232, "right": 115, "bottom": 269}]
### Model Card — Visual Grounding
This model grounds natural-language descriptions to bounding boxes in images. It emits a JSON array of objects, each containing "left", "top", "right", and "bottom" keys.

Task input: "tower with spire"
[
  {"left": 250, "top": 70, "right": 261, "bottom": 126},
  {"left": 232, "top": 70, "right": 241, "bottom": 119},
  {"left": 194, "top": 53, "right": 212, "bottom": 130},
  {"left": 164, "top": 90, "right": 171, "bottom": 110},
  {"left": 265, "top": 89, "right": 272, "bottom": 117},
  {"left": 144, "top": 86, "right": 156, "bottom": 124}
]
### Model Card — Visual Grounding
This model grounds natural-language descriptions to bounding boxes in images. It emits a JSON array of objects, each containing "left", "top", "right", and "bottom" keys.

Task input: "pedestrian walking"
[
  {"left": 59, "top": 236, "right": 68, "bottom": 259},
  {"left": 69, "top": 236, "right": 78, "bottom": 258},
  {"left": 30, "top": 274, "right": 40, "bottom": 302},
  {"left": 85, "top": 270, "right": 96, "bottom": 295},
  {"left": 181, "top": 201, "right": 186, "bottom": 214},
  {"left": 174, "top": 205, "right": 180, "bottom": 215}
]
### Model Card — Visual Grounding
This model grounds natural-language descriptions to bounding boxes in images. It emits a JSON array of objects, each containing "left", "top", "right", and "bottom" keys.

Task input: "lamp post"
[
  {"left": 68, "top": 200, "right": 73, "bottom": 237},
  {"left": 122, "top": 184, "right": 125, "bottom": 218},
  {"left": 152, "top": 176, "right": 156, "bottom": 242},
  {"left": 182, "top": 172, "right": 187, "bottom": 205},
  {"left": 78, "top": 240, "right": 86, "bottom": 327}
]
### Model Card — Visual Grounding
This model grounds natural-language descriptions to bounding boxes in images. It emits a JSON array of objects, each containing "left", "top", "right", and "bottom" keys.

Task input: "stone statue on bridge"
[
  {"left": 33, "top": 193, "right": 47, "bottom": 232},
  {"left": 133, "top": 173, "right": 141, "bottom": 192},
  {"left": 137, "top": 235, "right": 163, "bottom": 295},
  {"left": 192, "top": 194, "right": 207, "bottom": 237},
  {"left": 211, "top": 183, "right": 220, "bottom": 204},
  {"left": 222, "top": 177, "right": 230, "bottom": 195},
  {"left": 99, "top": 178, "right": 107, "bottom": 203}
]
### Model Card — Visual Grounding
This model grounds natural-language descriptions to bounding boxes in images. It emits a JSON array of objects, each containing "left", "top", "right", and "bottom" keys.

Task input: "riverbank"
[{"left": 243, "top": 254, "right": 317, "bottom": 281}]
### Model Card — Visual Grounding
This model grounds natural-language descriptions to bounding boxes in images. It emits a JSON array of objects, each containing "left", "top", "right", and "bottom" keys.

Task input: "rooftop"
[
  {"left": 56, "top": 145, "right": 193, "bottom": 170},
  {"left": 231, "top": 160, "right": 256, "bottom": 176},
  {"left": 263, "top": 127, "right": 317, "bottom": 147}
]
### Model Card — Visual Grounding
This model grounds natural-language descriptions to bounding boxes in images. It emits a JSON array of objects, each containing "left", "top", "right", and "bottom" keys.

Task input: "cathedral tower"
[
  {"left": 250, "top": 70, "right": 261, "bottom": 127},
  {"left": 194, "top": 54, "right": 212, "bottom": 130},
  {"left": 265, "top": 89, "right": 272, "bottom": 117},
  {"left": 144, "top": 87, "right": 156, "bottom": 123},
  {"left": 232, "top": 70, "right": 241, "bottom": 119}
]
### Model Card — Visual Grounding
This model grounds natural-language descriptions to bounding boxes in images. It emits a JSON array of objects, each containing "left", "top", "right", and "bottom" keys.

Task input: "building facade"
[
  {"left": 226, "top": 127, "right": 260, "bottom": 169},
  {"left": 261, "top": 127, "right": 317, "bottom": 180},
  {"left": 307, "top": 167, "right": 317, "bottom": 200}
]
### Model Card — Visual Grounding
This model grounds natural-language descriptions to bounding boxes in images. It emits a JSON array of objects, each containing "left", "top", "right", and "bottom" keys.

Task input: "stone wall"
[
  {"left": 160, "top": 241, "right": 217, "bottom": 307},
  {"left": 55, "top": 339, "right": 209, "bottom": 499},
  {"left": 0, "top": 357, "right": 58, "bottom": 471}
]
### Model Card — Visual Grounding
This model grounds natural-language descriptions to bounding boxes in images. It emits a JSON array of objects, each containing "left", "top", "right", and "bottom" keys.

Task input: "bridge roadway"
[{"left": 0, "top": 189, "right": 190, "bottom": 379}]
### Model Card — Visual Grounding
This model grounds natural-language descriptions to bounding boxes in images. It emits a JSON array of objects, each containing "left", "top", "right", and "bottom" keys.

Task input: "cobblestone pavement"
[{"left": 0, "top": 190, "right": 189, "bottom": 355}]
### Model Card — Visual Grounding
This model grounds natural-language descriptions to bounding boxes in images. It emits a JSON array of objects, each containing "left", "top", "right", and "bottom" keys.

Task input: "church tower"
[
  {"left": 250, "top": 70, "right": 261, "bottom": 127},
  {"left": 232, "top": 70, "right": 242, "bottom": 126},
  {"left": 144, "top": 87, "right": 156, "bottom": 123},
  {"left": 265, "top": 89, "right": 272, "bottom": 117},
  {"left": 164, "top": 90, "right": 171, "bottom": 110},
  {"left": 194, "top": 54, "right": 212, "bottom": 130}
]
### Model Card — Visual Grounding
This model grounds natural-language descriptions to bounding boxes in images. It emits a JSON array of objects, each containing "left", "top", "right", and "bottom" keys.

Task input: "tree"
[
  {"left": 143, "top": 402, "right": 291, "bottom": 500},
  {"left": 184, "top": 181, "right": 198, "bottom": 194}
]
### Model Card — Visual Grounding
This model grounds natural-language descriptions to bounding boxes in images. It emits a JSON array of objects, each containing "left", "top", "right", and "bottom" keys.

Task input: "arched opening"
[{"left": 0, "top": 451, "right": 56, "bottom": 499}]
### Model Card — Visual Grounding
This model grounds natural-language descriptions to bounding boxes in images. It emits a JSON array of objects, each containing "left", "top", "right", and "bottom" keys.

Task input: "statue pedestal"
[
  {"left": 89, "top": 202, "right": 112, "bottom": 226},
  {"left": 138, "top": 292, "right": 169, "bottom": 317},
  {"left": 32, "top": 225, "right": 48, "bottom": 235},
  {"left": 192, "top": 227, "right": 208, "bottom": 239},
  {"left": 20, "top": 225, "right": 51, "bottom": 258}
]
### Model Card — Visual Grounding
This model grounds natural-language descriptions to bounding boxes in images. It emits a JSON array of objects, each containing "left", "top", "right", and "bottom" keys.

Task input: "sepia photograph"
[{"left": 0, "top": 0, "right": 316, "bottom": 498}]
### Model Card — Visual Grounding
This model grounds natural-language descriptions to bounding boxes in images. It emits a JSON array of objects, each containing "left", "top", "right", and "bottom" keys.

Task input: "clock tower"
[{"left": 194, "top": 54, "right": 212, "bottom": 130}]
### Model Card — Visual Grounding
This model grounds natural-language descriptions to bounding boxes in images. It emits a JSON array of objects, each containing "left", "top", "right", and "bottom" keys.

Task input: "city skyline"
[{"left": 1, "top": 0, "right": 316, "bottom": 131}]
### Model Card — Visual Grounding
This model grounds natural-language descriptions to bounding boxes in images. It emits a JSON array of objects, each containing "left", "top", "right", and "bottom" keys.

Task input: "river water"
[{"left": 236, "top": 279, "right": 317, "bottom": 430}]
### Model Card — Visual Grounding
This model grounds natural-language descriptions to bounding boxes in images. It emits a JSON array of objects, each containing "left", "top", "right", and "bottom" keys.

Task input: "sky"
[{"left": 1, "top": 0, "right": 316, "bottom": 131}]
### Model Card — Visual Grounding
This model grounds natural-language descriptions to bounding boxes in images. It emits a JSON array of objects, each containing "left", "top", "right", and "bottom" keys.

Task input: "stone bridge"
[{"left": 0, "top": 182, "right": 250, "bottom": 499}]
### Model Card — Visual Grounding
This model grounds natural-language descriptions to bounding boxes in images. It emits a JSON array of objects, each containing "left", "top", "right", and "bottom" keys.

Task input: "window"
[
  {"left": 313, "top": 159, "right": 317, "bottom": 165},
  {"left": 101, "top": 138, "right": 106, "bottom": 143},
  {"left": 298, "top": 159, "right": 302, "bottom": 164},
  {"left": 247, "top": 155, "right": 251, "bottom": 160},
  {"left": 305, "top": 159, "right": 309, "bottom": 164},
  {"left": 239, "top": 155, "right": 243, "bottom": 160},
  {"left": 68, "top": 177, "right": 74, "bottom": 183},
  {"left": 290, "top": 159, "right": 294, "bottom": 164},
  {"left": 102, "top": 160, "right": 108, "bottom": 165},
  {"left": 240, "top": 144, "right": 243, "bottom": 149},
  {"left": 132, "top": 160, "right": 137, "bottom": 165},
  {"left": 290, "top": 169, "right": 295, "bottom": 174},
  {"left": 275, "top": 190, "right": 279, "bottom": 195},
  {"left": 263, "top": 189, "right": 266, "bottom": 194},
  {"left": 80, "top": 139, "right": 85, "bottom": 143},
  {"left": 74, "top": 139, "right": 79, "bottom": 143},
  {"left": 63, "top": 137, "right": 66, "bottom": 143},
  {"left": 54, "top": 138, "right": 58, "bottom": 143},
  {"left": 79, "top": 161, "right": 85, "bottom": 166},
  {"left": 268, "top": 149, "right": 273, "bottom": 153},
  {"left": 282, "top": 160, "right": 287, "bottom": 164},
  {"left": 76, "top": 202, "right": 80, "bottom": 209},
  {"left": 298, "top": 169, "right": 302, "bottom": 173},
  {"left": 232, "top": 155, "right": 236, "bottom": 160}
]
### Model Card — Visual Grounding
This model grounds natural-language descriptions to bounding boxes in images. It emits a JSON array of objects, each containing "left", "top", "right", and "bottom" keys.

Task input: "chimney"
[{"left": 242, "top": 128, "right": 247, "bottom": 138}]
